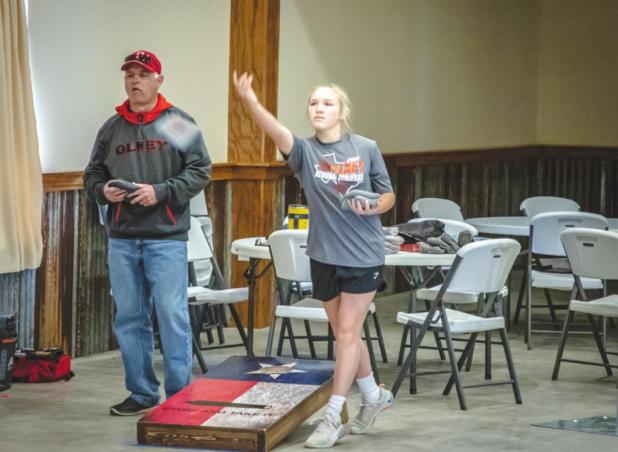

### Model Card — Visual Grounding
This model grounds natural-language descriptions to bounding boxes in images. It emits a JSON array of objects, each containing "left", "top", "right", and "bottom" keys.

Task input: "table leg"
[{"left": 242, "top": 258, "right": 273, "bottom": 358}]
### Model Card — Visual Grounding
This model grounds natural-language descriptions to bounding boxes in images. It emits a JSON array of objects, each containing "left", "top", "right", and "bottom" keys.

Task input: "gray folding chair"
[
  {"left": 552, "top": 228, "right": 618, "bottom": 380},
  {"left": 392, "top": 239, "right": 522, "bottom": 410},
  {"left": 412, "top": 198, "right": 464, "bottom": 221},
  {"left": 187, "top": 217, "right": 250, "bottom": 372},
  {"left": 518, "top": 212, "right": 607, "bottom": 349},
  {"left": 520, "top": 196, "right": 580, "bottom": 218}
]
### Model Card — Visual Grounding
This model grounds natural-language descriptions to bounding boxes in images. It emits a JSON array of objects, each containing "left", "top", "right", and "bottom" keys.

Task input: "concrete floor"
[{"left": 2, "top": 281, "right": 617, "bottom": 452}]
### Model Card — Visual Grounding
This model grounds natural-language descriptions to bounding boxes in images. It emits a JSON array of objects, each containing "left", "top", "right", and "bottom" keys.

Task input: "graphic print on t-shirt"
[{"left": 314, "top": 153, "right": 364, "bottom": 196}]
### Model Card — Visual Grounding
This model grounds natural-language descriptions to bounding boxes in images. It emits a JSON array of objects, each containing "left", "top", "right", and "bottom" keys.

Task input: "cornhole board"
[{"left": 137, "top": 356, "right": 345, "bottom": 451}]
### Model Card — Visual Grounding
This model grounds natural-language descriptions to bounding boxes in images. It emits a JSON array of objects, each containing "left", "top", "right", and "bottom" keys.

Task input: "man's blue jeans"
[{"left": 108, "top": 238, "right": 192, "bottom": 406}]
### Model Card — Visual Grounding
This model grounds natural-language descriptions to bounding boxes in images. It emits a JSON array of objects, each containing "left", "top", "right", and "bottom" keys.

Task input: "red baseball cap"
[{"left": 121, "top": 50, "right": 162, "bottom": 74}]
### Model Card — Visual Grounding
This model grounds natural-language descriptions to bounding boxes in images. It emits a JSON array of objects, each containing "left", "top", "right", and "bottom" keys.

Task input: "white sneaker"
[
  {"left": 348, "top": 386, "right": 394, "bottom": 435},
  {"left": 304, "top": 413, "right": 346, "bottom": 448}
]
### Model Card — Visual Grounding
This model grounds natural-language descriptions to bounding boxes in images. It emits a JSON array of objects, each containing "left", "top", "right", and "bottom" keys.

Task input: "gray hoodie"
[{"left": 84, "top": 101, "right": 211, "bottom": 241}]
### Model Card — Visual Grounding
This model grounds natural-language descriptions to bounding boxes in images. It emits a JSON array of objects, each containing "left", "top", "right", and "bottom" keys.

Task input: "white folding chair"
[
  {"left": 520, "top": 196, "right": 580, "bottom": 218},
  {"left": 190, "top": 192, "right": 214, "bottom": 287},
  {"left": 392, "top": 239, "right": 522, "bottom": 410},
  {"left": 520, "top": 212, "right": 608, "bottom": 349},
  {"left": 412, "top": 198, "right": 464, "bottom": 221},
  {"left": 552, "top": 228, "right": 618, "bottom": 380},
  {"left": 187, "top": 217, "right": 250, "bottom": 372},
  {"left": 266, "top": 229, "right": 386, "bottom": 381},
  {"left": 397, "top": 219, "right": 484, "bottom": 367}
]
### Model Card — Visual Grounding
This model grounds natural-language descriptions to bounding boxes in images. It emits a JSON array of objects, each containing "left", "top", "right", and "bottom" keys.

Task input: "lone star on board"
[{"left": 246, "top": 362, "right": 307, "bottom": 380}]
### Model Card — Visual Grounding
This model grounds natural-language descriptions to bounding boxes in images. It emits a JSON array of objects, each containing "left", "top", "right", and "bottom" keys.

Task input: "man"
[{"left": 84, "top": 50, "right": 211, "bottom": 416}]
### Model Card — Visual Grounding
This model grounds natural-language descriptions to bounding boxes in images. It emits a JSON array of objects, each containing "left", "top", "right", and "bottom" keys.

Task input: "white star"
[{"left": 246, "top": 362, "right": 307, "bottom": 380}]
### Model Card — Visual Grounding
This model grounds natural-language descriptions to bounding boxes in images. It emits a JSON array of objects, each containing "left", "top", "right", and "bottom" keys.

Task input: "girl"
[{"left": 233, "top": 72, "right": 395, "bottom": 449}]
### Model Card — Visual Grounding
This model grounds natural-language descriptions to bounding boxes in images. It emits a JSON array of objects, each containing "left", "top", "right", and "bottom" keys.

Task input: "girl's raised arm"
[{"left": 233, "top": 71, "right": 294, "bottom": 155}]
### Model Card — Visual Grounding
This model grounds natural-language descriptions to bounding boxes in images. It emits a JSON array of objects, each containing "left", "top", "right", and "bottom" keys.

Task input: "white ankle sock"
[
  {"left": 324, "top": 395, "right": 345, "bottom": 423},
  {"left": 356, "top": 373, "right": 381, "bottom": 403}
]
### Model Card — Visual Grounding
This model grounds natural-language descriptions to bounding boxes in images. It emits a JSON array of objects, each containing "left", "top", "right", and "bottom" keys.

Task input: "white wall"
[
  {"left": 278, "top": 0, "right": 418, "bottom": 153},
  {"left": 27, "top": 0, "right": 230, "bottom": 172},
  {"left": 279, "top": 0, "right": 540, "bottom": 153},
  {"left": 536, "top": 0, "right": 618, "bottom": 146},
  {"left": 411, "top": 0, "right": 539, "bottom": 150},
  {"left": 28, "top": 0, "right": 618, "bottom": 172}
]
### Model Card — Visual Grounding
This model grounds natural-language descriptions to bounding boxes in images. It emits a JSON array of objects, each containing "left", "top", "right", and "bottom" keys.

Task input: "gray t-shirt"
[{"left": 286, "top": 133, "right": 393, "bottom": 267}]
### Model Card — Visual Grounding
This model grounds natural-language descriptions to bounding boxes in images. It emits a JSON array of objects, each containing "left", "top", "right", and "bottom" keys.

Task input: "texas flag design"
[
  {"left": 314, "top": 153, "right": 364, "bottom": 194},
  {"left": 141, "top": 356, "right": 334, "bottom": 430}
]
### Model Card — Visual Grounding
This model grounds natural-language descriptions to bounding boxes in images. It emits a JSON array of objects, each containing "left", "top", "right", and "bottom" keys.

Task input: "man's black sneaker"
[{"left": 110, "top": 397, "right": 156, "bottom": 416}]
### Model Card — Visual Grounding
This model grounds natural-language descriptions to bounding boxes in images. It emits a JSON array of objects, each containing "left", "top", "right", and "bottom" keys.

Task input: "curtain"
[{"left": 0, "top": 0, "right": 43, "bottom": 273}]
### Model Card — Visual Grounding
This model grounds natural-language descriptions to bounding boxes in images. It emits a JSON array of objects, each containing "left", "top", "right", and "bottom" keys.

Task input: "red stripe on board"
[{"left": 141, "top": 379, "right": 258, "bottom": 426}]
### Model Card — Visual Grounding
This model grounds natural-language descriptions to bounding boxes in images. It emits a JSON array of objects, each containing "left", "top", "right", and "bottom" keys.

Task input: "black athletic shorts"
[{"left": 310, "top": 259, "right": 385, "bottom": 302}]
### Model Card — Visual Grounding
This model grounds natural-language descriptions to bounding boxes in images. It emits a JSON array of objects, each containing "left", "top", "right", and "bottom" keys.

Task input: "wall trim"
[
  {"left": 42, "top": 172, "right": 84, "bottom": 192},
  {"left": 42, "top": 145, "right": 618, "bottom": 192},
  {"left": 42, "top": 162, "right": 291, "bottom": 192}
]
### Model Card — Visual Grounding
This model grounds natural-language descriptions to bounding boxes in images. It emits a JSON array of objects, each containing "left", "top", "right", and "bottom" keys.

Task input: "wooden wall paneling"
[
  {"left": 382, "top": 160, "right": 398, "bottom": 225},
  {"left": 445, "top": 164, "right": 461, "bottom": 210},
  {"left": 576, "top": 158, "right": 586, "bottom": 208},
  {"left": 35, "top": 191, "right": 76, "bottom": 351},
  {"left": 463, "top": 163, "right": 485, "bottom": 218},
  {"left": 599, "top": 158, "right": 616, "bottom": 217},
  {"left": 396, "top": 166, "right": 415, "bottom": 223},
  {"left": 502, "top": 161, "right": 512, "bottom": 215},
  {"left": 509, "top": 158, "right": 528, "bottom": 215},
  {"left": 584, "top": 158, "right": 595, "bottom": 212},
  {"left": 283, "top": 174, "right": 303, "bottom": 210},
  {"left": 610, "top": 158, "right": 616, "bottom": 217},
  {"left": 74, "top": 196, "right": 114, "bottom": 357},
  {"left": 0, "top": 270, "right": 36, "bottom": 348},
  {"left": 413, "top": 166, "right": 423, "bottom": 216},
  {"left": 486, "top": 162, "right": 502, "bottom": 216},
  {"left": 426, "top": 165, "right": 448, "bottom": 200},
  {"left": 459, "top": 165, "right": 468, "bottom": 216}
]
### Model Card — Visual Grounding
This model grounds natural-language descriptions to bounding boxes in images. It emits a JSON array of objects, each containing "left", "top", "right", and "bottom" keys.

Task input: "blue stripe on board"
[{"left": 203, "top": 356, "right": 334, "bottom": 385}]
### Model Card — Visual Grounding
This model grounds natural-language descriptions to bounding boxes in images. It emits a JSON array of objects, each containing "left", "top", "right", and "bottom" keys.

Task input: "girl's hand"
[
  {"left": 233, "top": 71, "right": 259, "bottom": 106},
  {"left": 347, "top": 198, "right": 381, "bottom": 216}
]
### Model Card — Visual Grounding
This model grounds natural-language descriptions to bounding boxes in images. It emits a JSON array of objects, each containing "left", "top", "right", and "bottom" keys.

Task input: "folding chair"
[
  {"left": 397, "top": 219, "right": 482, "bottom": 367},
  {"left": 520, "top": 196, "right": 580, "bottom": 218},
  {"left": 412, "top": 198, "right": 464, "bottom": 221},
  {"left": 266, "top": 229, "right": 387, "bottom": 381},
  {"left": 518, "top": 212, "right": 607, "bottom": 349},
  {"left": 512, "top": 196, "right": 582, "bottom": 323},
  {"left": 189, "top": 192, "right": 219, "bottom": 343},
  {"left": 552, "top": 228, "right": 618, "bottom": 380},
  {"left": 392, "top": 239, "right": 522, "bottom": 410},
  {"left": 187, "top": 217, "right": 250, "bottom": 373}
]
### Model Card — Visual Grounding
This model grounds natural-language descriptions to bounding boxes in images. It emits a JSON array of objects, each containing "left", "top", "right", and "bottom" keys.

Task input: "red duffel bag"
[{"left": 12, "top": 348, "right": 74, "bottom": 383}]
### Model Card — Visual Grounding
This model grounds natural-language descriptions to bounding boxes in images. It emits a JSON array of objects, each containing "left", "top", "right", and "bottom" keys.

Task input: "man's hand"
[
  {"left": 128, "top": 184, "right": 158, "bottom": 207},
  {"left": 103, "top": 182, "right": 128, "bottom": 203}
]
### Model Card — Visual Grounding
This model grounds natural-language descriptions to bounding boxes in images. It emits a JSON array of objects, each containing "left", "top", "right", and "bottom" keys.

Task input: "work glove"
[
  {"left": 458, "top": 230, "right": 474, "bottom": 248},
  {"left": 419, "top": 242, "right": 446, "bottom": 254},
  {"left": 383, "top": 226, "right": 403, "bottom": 254},
  {"left": 426, "top": 233, "right": 459, "bottom": 254}
]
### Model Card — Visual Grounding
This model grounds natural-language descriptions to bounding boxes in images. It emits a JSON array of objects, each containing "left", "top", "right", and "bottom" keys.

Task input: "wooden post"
[{"left": 227, "top": 0, "right": 280, "bottom": 328}]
